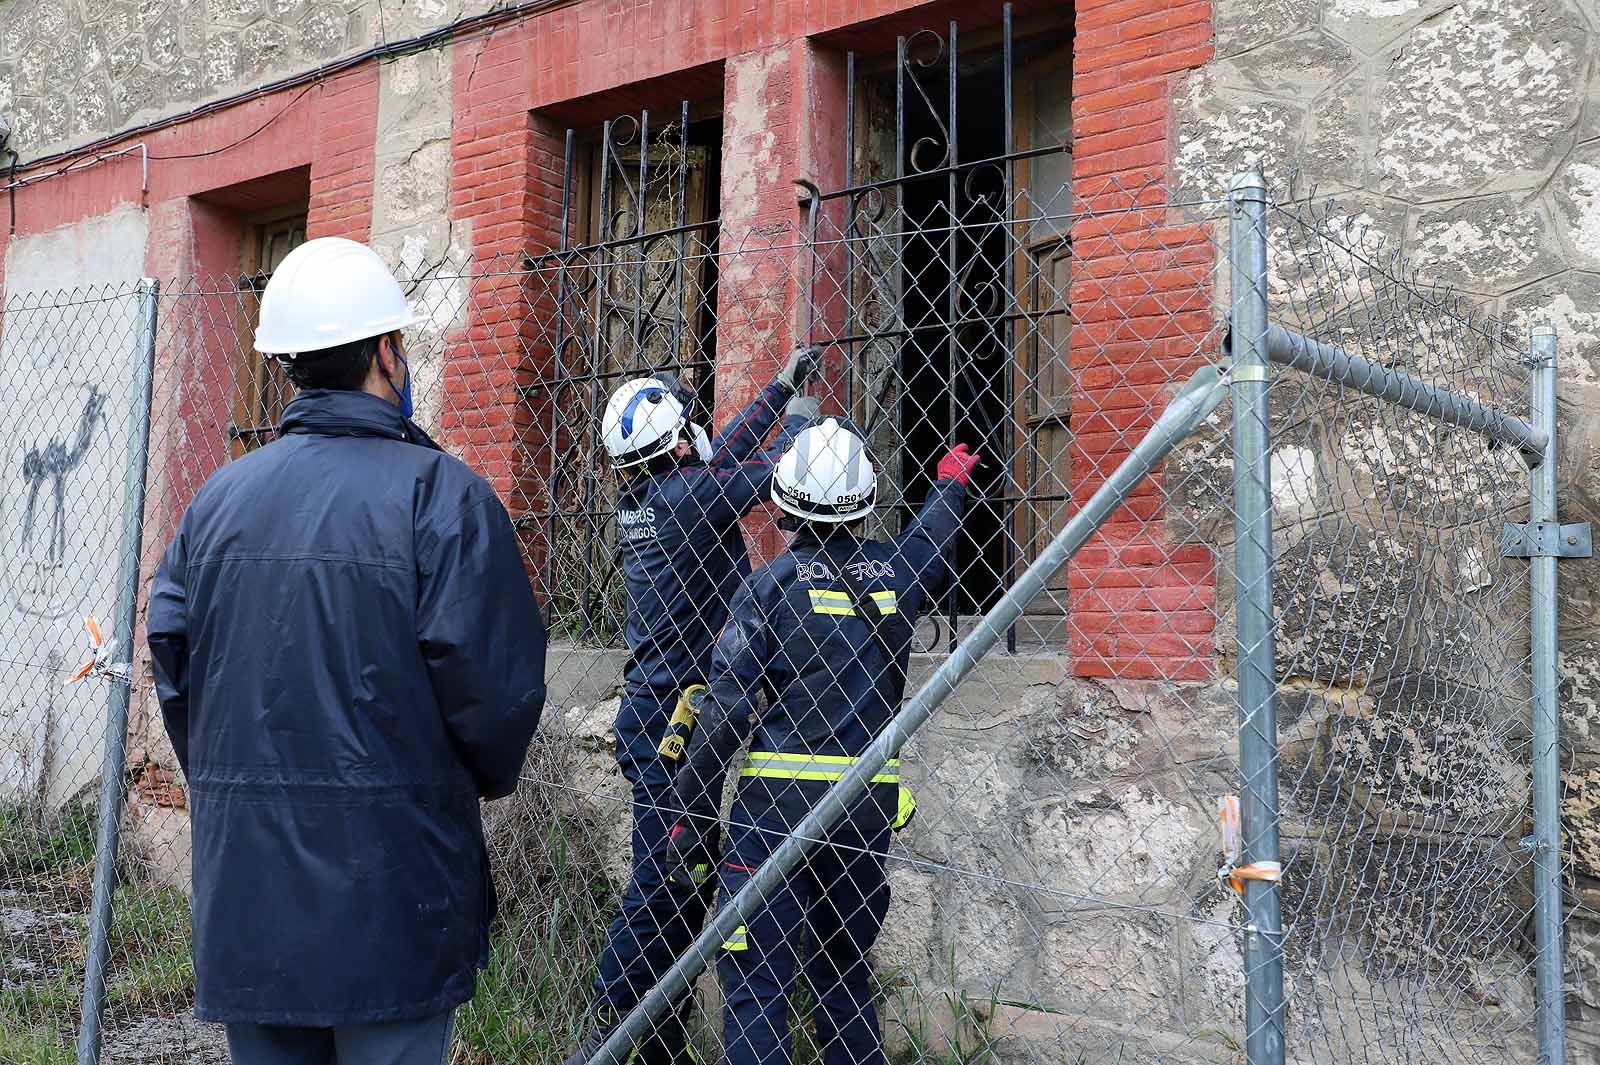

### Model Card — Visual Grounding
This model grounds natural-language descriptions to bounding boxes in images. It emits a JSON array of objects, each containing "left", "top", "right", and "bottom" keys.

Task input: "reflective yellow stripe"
[
  {"left": 722, "top": 925, "right": 748, "bottom": 951},
  {"left": 741, "top": 751, "right": 900, "bottom": 784},
  {"left": 741, "top": 768, "right": 902, "bottom": 783},
  {"left": 806, "top": 589, "right": 899, "bottom": 616},
  {"left": 892, "top": 785, "right": 918, "bottom": 831}
]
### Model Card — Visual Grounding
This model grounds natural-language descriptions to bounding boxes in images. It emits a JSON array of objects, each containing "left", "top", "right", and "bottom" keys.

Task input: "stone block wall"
[
  {"left": 1173, "top": 0, "right": 1600, "bottom": 1058},
  {"left": 547, "top": 642, "right": 1543, "bottom": 1062},
  {"left": 542, "top": 650, "right": 1257, "bottom": 1063}
]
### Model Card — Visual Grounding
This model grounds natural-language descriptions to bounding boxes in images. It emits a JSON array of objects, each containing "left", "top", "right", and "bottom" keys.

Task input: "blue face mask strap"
[{"left": 383, "top": 339, "right": 414, "bottom": 419}]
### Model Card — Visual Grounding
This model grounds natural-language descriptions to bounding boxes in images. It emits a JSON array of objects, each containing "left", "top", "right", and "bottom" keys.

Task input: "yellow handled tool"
[{"left": 657, "top": 684, "right": 707, "bottom": 762}]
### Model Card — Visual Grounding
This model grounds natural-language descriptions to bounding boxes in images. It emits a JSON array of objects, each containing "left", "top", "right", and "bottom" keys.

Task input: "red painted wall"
[
  {"left": 0, "top": 67, "right": 375, "bottom": 251},
  {"left": 2, "top": 0, "right": 1220, "bottom": 682}
]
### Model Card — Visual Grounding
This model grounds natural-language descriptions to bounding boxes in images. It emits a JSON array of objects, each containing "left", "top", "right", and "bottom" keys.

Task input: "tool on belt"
[
  {"left": 663, "top": 684, "right": 720, "bottom": 893},
  {"left": 658, "top": 683, "right": 707, "bottom": 763}
]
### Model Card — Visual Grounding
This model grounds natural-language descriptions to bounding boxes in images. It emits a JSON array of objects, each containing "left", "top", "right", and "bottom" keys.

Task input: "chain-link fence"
[{"left": 0, "top": 165, "right": 1574, "bottom": 1065}]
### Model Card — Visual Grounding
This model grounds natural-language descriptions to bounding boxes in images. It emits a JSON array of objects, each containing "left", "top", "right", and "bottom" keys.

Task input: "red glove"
[{"left": 936, "top": 443, "right": 981, "bottom": 486}]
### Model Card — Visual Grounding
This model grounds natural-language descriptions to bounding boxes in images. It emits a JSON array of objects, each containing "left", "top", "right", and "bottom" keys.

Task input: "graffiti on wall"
[{"left": 8, "top": 384, "right": 108, "bottom": 620}]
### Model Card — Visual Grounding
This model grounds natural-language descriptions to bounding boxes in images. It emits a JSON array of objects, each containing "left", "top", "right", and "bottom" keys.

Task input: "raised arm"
[
  {"left": 896, "top": 445, "right": 979, "bottom": 599},
  {"left": 688, "top": 397, "right": 818, "bottom": 525},
  {"left": 708, "top": 346, "right": 819, "bottom": 467}
]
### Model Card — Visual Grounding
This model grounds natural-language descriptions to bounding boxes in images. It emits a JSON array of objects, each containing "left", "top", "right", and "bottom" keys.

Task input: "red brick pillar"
[
  {"left": 1066, "top": 0, "right": 1216, "bottom": 681},
  {"left": 307, "top": 66, "right": 379, "bottom": 242},
  {"left": 144, "top": 198, "right": 247, "bottom": 534},
  {"left": 717, "top": 38, "right": 848, "bottom": 563},
  {"left": 447, "top": 30, "right": 562, "bottom": 588}
]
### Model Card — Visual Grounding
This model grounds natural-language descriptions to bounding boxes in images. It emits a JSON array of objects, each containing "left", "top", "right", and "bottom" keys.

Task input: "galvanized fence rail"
[{"left": 0, "top": 167, "right": 1578, "bottom": 1065}]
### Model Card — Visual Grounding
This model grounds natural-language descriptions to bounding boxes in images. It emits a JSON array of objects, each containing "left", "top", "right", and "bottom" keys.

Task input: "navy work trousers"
[{"left": 717, "top": 791, "right": 891, "bottom": 1065}]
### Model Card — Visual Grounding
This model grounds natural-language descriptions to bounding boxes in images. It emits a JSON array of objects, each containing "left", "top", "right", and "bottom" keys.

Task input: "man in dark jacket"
[
  {"left": 664, "top": 419, "right": 978, "bottom": 1065},
  {"left": 147, "top": 237, "right": 547, "bottom": 1065},
  {"left": 568, "top": 354, "right": 817, "bottom": 1064}
]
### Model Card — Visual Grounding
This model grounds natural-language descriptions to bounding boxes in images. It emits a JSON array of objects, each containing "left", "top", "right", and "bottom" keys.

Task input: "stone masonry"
[{"left": 1175, "top": 0, "right": 1600, "bottom": 1059}]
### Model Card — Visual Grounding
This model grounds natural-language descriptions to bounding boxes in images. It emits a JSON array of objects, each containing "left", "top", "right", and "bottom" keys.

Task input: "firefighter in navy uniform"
[
  {"left": 568, "top": 347, "right": 821, "bottom": 1065},
  {"left": 665, "top": 418, "right": 981, "bottom": 1065}
]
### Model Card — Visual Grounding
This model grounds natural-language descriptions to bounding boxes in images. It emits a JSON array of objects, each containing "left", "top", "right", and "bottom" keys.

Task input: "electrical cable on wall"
[{"left": 145, "top": 84, "right": 318, "bottom": 162}]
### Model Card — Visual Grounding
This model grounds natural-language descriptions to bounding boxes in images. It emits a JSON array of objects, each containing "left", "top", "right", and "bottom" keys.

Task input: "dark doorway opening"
[{"left": 895, "top": 59, "right": 1012, "bottom": 620}]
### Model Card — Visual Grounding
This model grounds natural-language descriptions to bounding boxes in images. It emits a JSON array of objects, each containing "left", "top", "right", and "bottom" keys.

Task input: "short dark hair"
[{"left": 281, "top": 334, "right": 384, "bottom": 391}]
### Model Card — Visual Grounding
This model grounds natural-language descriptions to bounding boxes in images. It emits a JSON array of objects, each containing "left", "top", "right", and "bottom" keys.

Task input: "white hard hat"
[
  {"left": 772, "top": 418, "right": 877, "bottom": 523},
  {"left": 602, "top": 376, "right": 690, "bottom": 469},
  {"left": 254, "top": 237, "right": 420, "bottom": 355}
]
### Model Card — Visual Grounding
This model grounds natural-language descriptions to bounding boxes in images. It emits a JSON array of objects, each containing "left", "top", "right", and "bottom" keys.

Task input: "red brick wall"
[
  {"left": 307, "top": 66, "right": 380, "bottom": 243},
  {"left": 446, "top": 28, "right": 565, "bottom": 582},
  {"left": 0, "top": 0, "right": 1223, "bottom": 682},
  {"left": 0, "top": 0, "right": 1232, "bottom": 697},
  {"left": 1067, "top": 0, "right": 1216, "bottom": 681},
  {"left": 441, "top": 0, "right": 1221, "bottom": 678},
  {"left": 449, "top": 5, "right": 937, "bottom": 578},
  {"left": 522, "top": 0, "right": 937, "bottom": 108}
]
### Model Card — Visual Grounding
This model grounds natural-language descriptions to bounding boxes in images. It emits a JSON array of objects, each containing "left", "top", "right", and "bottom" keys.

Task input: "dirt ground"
[{"left": 2, "top": 885, "right": 228, "bottom": 1065}]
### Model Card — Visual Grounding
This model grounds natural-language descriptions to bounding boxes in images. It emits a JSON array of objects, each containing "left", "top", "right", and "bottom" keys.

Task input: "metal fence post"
[
  {"left": 77, "top": 278, "right": 160, "bottom": 1065},
  {"left": 1528, "top": 326, "right": 1568, "bottom": 1065},
  {"left": 1227, "top": 169, "right": 1286, "bottom": 1065}
]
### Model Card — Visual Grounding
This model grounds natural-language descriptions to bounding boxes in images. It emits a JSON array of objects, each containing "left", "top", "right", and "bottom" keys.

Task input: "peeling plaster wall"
[
  {"left": 0, "top": 0, "right": 494, "bottom": 161},
  {"left": 369, "top": 45, "right": 466, "bottom": 444},
  {"left": 1182, "top": 0, "right": 1600, "bottom": 1055},
  {"left": 0, "top": 207, "right": 148, "bottom": 812}
]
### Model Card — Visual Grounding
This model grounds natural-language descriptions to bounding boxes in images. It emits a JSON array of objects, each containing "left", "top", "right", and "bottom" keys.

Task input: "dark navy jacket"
[
  {"left": 147, "top": 390, "right": 547, "bottom": 1026},
  {"left": 617, "top": 380, "right": 802, "bottom": 696},
  {"left": 676, "top": 480, "right": 966, "bottom": 820}
]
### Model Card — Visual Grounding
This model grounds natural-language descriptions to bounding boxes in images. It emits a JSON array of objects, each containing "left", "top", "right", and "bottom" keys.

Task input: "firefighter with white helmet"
[
  {"left": 663, "top": 419, "right": 980, "bottom": 1065},
  {"left": 149, "top": 237, "right": 547, "bottom": 1065},
  {"left": 570, "top": 347, "right": 821, "bottom": 1064}
]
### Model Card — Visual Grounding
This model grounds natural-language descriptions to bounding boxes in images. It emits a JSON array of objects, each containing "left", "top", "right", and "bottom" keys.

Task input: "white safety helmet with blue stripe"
[
  {"left": 772, "top": 417, "right": 877, "bottom": 523},
  {"left": 602, "top": 375, "right": 700, "bottom": 469}
]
